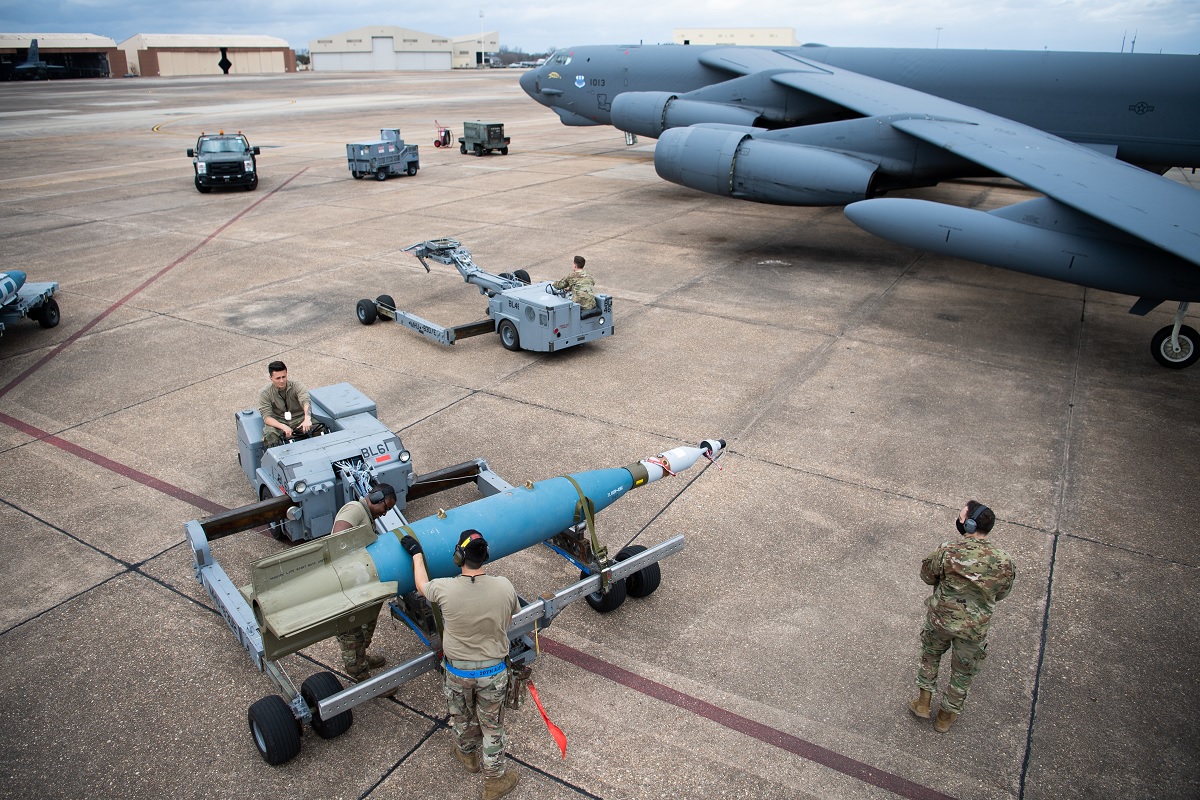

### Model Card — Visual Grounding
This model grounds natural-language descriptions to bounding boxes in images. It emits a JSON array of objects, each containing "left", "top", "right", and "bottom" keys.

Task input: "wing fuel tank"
[
  {"left": 844, "top": 198, "right": 1200, "bottom": 300},
  {"left": 249, "top": 440, "right": 725, "bottom": 660}
]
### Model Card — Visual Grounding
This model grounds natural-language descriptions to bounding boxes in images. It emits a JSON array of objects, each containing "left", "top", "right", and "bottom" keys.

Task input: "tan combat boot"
[
  {"left": 366, "top": 653, "right": 387, "bottom": 669},
  {"left": 454, "top": 747, "right": 480, "bottom": 774},
  {"left": 346, "top": 658, "right": 370, "bottom": 683},
  {"left": 481, "top": 768, "right": 520, "bottom": 800},
  {"left": 934, "top": 709, "right": 958, "bottom": 733},
  {"left": 908, "top": 689, "right": 932, "bottom": 719}
]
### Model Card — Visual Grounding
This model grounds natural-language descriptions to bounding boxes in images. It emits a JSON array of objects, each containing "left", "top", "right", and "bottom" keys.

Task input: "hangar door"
[{"left": 312, "top": 39, "right": 451, "bottom": 71}]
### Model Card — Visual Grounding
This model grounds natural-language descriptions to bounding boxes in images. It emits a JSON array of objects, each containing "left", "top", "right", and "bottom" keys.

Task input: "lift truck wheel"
[
  {"left": 248, "top": 695, "right": 302, "bottom": 765},
  {"left": 301, "top": 672, "right": 354, "bottom": 740},
  {"left": 357, "top": 299, "right": 378, "bottom": 325},
  {"left": 581, "top": 571, "right": 627, "bottom": 613},
  {"left": 1151, "top": 324, "right": 1199, "bottom": 369},
  {"left": 513, "top": 269, "right": 531, "bottom": 285},
  {"left": 616, "top": 544, "right": 661, "bottom": 598},
  {"left": 375, "top": 167, "right": 388, "bottom": 181},
  {"left": 36, "top": 298, "right": 60, "bottom": 329},
  {"left": 498, "top": 319, "right": 520, "bottom": 351},
  {"left": 407, "top": 164, "right": 418, "bottom": 177}
]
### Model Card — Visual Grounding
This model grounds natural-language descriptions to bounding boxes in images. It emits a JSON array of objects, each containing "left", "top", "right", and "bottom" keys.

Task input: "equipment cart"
[
  {"left": 0, "top": 270, "right": 59, "bottom": 335},
  {"left": 346, "top": 128, "right": 420, "bottom": 181},
  {"left": 458, "top": 120, "right": 510, "bottom": 156}
]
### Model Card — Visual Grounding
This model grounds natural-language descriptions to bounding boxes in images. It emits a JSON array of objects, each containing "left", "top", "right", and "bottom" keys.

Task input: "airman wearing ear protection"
[{"left": 332, "top": 483, "right": 397, "bottom": 682}]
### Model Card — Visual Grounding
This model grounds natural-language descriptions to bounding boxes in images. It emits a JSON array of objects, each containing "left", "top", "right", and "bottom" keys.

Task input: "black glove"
[{"left": 400, "top": 534, "right": 423, "bottom": 557}]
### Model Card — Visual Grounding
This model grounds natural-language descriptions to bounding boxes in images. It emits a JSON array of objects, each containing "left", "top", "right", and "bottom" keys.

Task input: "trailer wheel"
[
  {"left": 248, "top": 695, "right": 302, "bottom": 765},
  {"left": 581, "top": 571, "right": 627, "bottom": 613},
  {"left": 357, "top": 299, "right": 378, "bottom": 325},
  {"left": 513, "top": 269, "right": 531, "bottom": 285},
  {"left": 375, "top": 167, "right": 388, "bottom": 181},
  {"left": 375, "top": 294, "right": 395, "bottom": 314},
  {"left": 406, "top": 164, "right": 418, "bottom": 176},
  {"left": 498, "top": 320, "right": 520, "bottom": 351},
  {"left": 500, "top": 147, "right": 509, "bottom": 155},
  {"left": 616, "top": 545, "right": 661, "bottom": 598},
  {"left": 301, "top": 672, "right": 353, "bottom": 740},
  {"left": 36, "top": 298, "right": 60, "bottom": 329}
]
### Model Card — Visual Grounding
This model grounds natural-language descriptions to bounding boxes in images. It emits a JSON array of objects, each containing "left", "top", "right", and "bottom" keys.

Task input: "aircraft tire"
[
  {"left": 36, "top": 298, "right": 60, "bottom": 329},
  {"left": 248, "top": 695, "right": 302, "bottom": 765},
  {"left": 581, "top": 571, "right": 627, "bottom": 613},
  {"left": 498, "top": 319, "right": 520, "bottom": 351},
  {"left": 616, "top": 544, "right": 661, "bottom": 598},
  {"left": 301, "top": 672, "right": 353, "bottom": 740},
  {"left": 357, "top": 299, "right": 378, "bottom": 325},
  {"left": 1151, "top": 324, "right": 1198, "bottom": 369}
]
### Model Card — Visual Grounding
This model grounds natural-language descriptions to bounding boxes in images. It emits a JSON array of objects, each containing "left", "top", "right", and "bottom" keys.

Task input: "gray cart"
[
  {"left": 458, "top": 120, "right": 510, "bottom": 156},
  {"left": 0, "top": 271, "right": 59, "bottom": 336},
  {"left": 346, "top": 128, "right": 420, "bottom": 180}
]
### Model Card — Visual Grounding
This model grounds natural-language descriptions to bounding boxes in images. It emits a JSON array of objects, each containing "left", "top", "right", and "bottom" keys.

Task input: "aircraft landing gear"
[{"left": 1151, "top": 301, "right": 1197, "bottom": 369}]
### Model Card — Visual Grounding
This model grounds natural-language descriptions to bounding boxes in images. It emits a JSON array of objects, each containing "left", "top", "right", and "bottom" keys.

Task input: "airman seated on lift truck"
[{"left": 459, "top": 121, "right": 510, "bottom": 156}]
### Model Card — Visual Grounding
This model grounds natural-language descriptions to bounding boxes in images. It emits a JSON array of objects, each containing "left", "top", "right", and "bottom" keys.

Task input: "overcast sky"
[{"left": 3, "top": 0, "right": 1197, "bottom": 55}]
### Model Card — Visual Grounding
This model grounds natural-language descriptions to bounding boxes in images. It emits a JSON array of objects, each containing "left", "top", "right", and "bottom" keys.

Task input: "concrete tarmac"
[{"left": 0, "top": 70, "right": 1197, "bottom": 800}]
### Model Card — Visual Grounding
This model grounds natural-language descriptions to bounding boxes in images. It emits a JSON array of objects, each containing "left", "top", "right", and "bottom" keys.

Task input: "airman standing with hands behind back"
[{"left": 909, "top": 500, "right": 1016, "bottom": 732}]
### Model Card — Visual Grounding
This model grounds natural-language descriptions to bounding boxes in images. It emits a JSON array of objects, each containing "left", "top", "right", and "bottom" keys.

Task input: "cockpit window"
[{"left": 550, "top": 51, "right": 572, "bottom": 67}]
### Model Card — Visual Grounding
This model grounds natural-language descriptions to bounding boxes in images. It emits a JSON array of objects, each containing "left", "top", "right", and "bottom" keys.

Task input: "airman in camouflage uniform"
[
  {"left": 330, "top": 485, "right": 397, "bottom": 681},
  {"left": 552, "top": 255, "right": 596, "bottom": 310},
  {"left": 909, "top": 500, "right": 1016, "bottom": 733}
]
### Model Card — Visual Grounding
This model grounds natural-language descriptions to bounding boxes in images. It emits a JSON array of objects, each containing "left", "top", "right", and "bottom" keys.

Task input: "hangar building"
[
  {"left": 309, "top": 26, "right": 499, "bottom": 71},
  {"left": 0, "top": 33, "right": 127, "bottom": 79},
  {"left": 118, "top": 34, "right": 296, "bottom": 77}
]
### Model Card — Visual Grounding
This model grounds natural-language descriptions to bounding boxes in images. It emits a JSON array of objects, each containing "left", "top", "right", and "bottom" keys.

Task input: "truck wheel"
[
  {"left": 375, "top": 167, "right": 388, "bottom": 181},
  {"left": 500, "top": 147, "right": 509, "bottom": 155},
  {"left": 301, "top": 672, "right": 353, "bottom": 740},
  {"left": 194, "top": 176, "right": 211, "bottom": 194},
  {"left": 616, "top": 544, "right": 661, "bottom": 598},
  {"left": 357, "top": 299, "right": 378, "bottom": 325},
  {"left": 248, "top": 695, "right": 302, "bottom": 765},
  {"left": 513, "top": 269, "right": 531, "bottom": 285},
  {"left": 244, "top": 175, "right": 258, "bottom": 191},
  {"left": 36, "top": 298, "right": 60, "bottom": 329},
  {"left": 407, "top": 164, "right": 418, "bottom": 176},
  {"left": 581, "top": 571, "right": 627, "bottom": 613},
  {"left": 498, "top": 320, "right": 520, "bottom": 351}
]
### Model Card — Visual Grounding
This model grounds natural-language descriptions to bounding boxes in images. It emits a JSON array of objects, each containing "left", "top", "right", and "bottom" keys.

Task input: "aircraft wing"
[{"left": 765, "top": 62, "right": 1200, "bottom": 268}]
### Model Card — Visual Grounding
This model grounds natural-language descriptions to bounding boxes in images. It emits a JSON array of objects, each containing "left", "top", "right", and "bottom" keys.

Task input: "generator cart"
[
  {"left": 346, "top": 128, "right": 420, "bottom": 181},
  {"left": 458, "top": 120, "right": 510, "bottom": 156},
  {"left": 355, "top": 238, "right": 614, "bottom": 352}
]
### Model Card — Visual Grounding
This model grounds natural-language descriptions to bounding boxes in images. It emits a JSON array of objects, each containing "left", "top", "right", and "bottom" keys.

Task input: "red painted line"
[
  {"left": 0, "top": 411, "right": 226, "bottom": 515},
  {"left": 540, "top": 638, "right": 958, "bottom": 800},
  {"left": 0, "top": 169, "right": 309, "bottom": 400}
]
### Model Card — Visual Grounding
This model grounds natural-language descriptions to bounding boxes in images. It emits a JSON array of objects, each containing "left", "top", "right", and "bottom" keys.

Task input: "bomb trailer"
[
  {"left": 356, "top": 238, "right": 614, "bottom": 352},
  {"left": 190, "top": 382, "right": 724, "bottom": 764}
]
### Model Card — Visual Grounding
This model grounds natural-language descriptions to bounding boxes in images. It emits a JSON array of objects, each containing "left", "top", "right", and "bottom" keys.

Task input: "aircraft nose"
[{"left": 518, "top": 69, "right": 538, "bottom": 99}]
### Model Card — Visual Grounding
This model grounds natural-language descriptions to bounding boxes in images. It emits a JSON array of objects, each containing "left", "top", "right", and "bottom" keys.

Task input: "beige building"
[
  {"left": 309, "top": 26, "right": 498, "bottom": 71},
  {"left": 118, "top": 34, "right": 295, "bottom": 77},
  {"left": 673, "top": 28, "right": 799, "bottom": 46},
  {"left": 0, "top": 32, "right": 126, "bottom": 78}
]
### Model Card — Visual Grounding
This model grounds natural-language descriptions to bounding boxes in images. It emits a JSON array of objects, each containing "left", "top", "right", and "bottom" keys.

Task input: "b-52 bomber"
[{"left": 520, "top": 44, "right": 1200, "bottom": 368}]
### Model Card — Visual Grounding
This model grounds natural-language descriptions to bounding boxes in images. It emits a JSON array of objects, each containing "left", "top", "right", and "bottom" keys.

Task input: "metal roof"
[
  {"left": 118, "top": 33, "right": 290, "bottom": 49},
  {"left": 0, "top": 33, "right": 117, "bottom": 48}
]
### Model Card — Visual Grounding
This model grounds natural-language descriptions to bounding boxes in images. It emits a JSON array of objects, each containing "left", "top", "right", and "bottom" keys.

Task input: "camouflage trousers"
[
  {"left": 337, "top": 619, "right": 377, "bottom": 672},
  {"left": 443, "top": 666, "right": 509, "bottom": 778},
  {"left": 916, "top": 618, "right": 988, "bottom": 714}
]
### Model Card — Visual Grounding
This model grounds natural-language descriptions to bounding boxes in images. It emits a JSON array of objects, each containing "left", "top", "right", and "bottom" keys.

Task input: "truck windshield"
[{"left": 199, "top": 139, "right": 248, "bottom": 154}]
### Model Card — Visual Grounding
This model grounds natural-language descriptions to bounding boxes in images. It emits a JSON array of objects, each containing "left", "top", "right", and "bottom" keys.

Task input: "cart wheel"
[
  {"left": 513, "top": 269, "right": 531, "bottom": 285},
  {"left": 500, "top": 147, "right": 509, "bottom": 155},
  {"left": 375, "top": 294, "right": 395, "bottom": 314},
  {"left": 616, "top": 544, "right": 661, "bottom": 598},
  {"left": 248, "top": 695, "right": 302, "bottom": 765},
  {"left": 407, "top": 164, "right": 418, "bottom": 176},
  {"left": 434, "top": 140, "right": 442, "bottom": 148},
  {"left": 581, "top": 570, "right": 627, "bottom": 613},
  {"left": 301, "top": 672, "right": 353, "bottom": 740},
  {"left": 352, "top": 171, "right": 364, "bottom": 179},
  {"left": 474, "top": 144, "right": 483, "bottom": 157},
  {"left": 357, "top": 299, "right": 378, "bottom": 325},
  {"left": 460, "top": 143, "right": 467, "bottom": 154},
  {"left": 498, "top": 320, "right": 520, "bottom": 351},
  {"left": 36, "top": 298, "right": 60, "bottom": 329},
  {"left": 375, "top": 167, "right": 388, "bottom": 181}
]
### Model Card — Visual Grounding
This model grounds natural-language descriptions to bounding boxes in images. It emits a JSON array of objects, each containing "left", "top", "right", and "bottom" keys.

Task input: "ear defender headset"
[
  {"left": 367, "top": 483, "right": 394, "bottom": 505},
  {"left": 963, "top": 504, "right": 991, "bottom": 534},
  {"left": 453, "top": 531, "right": 488, "bottom": 566}
]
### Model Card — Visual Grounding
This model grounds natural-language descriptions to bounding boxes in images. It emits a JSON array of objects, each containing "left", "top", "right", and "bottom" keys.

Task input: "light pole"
[
  {"left": 935, "top": 27, "right": 942, "bottom": 49},
  {"left": 479, "top": 10, "right": 484, "bottom": 68}
]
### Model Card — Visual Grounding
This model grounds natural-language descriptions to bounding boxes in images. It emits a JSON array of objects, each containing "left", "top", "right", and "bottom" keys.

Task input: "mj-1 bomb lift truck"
[
  {"left": 355, "top": 238, "right": 613, "bottom": 352},
  {"left": 346, "top": 128, "right": 420, "bottom": 181},
  {"left": 189, "top": 382, "right": 721, "bottom": 764}
]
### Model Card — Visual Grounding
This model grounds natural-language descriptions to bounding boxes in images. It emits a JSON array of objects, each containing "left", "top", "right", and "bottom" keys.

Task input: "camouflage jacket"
[
  {"left": 552, "top": 270, "right": 596, "bottom": 309},
  {"left": 921, "top": 537, "right": 1016, "bottom": 641}
]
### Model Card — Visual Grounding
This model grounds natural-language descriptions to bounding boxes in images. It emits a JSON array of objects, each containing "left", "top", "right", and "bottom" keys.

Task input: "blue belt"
[{"left": 443, "top": 660, "right": 507, "bottom": 679}]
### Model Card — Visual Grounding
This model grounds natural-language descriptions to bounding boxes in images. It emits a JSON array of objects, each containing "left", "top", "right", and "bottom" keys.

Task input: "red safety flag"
[{"left": 526, "top": 681, "right": 567, "bottom": 759}]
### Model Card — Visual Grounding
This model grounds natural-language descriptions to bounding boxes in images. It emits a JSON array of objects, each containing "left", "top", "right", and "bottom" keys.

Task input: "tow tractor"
[
  {"left": 355, "top": 238, "right": 614, "bottom": 352},
  {"left": 0, "top": 270, "right": 60, "bottom": 336},
  {"left": 189, "top": 383, "right": 723, "bottom": 764}
]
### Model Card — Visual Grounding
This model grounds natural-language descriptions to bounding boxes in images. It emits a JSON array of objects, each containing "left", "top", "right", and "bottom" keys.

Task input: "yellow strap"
[{"left": 562, "top": 475, "right": 607, "bottom": 563}]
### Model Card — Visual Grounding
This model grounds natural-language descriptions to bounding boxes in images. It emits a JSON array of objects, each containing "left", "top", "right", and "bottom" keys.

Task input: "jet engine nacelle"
[
  {"left": 610, "top": 92, "right": 761, "bottom": 139},
  {"left": 654, "top": 126, "right": 879, "bottom": 206}
]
